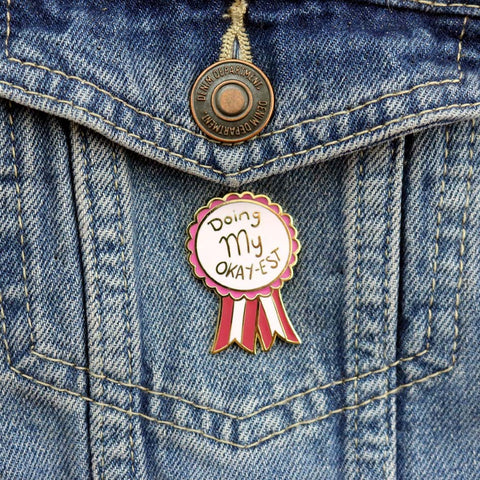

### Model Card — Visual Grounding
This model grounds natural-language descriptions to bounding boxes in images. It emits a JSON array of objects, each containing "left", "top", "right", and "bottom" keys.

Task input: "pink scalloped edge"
[{"left": 186, "top": 192, "right": 300, "bottom": 300}]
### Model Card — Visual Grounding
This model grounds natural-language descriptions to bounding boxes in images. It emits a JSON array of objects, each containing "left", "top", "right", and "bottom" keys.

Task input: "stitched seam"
[
  {"left": 259, "top": 13, "right": 467, "bottom": 140},
  {"left": 6, "top": 56, "right": 211, "bottom": 139},
  {"left": 7, "top": 102, "right": 35, "bottom": 349},
  {"left": 405, "top": 0, "right": 480, "bottom": 9},
  {"left": 4, "top": 0, "right": 208, "bottom": 141},
  {"left": 381, "top": 143, "right": 396, "bottom": 479},
  {"left": 457, "top": 17, "right": 468, "bottom": 83},
  {"left": 0, "top": 78, "right": 479, "bottom": 178},
  {"left": 0, "top": 269, "right": 456, "bottom": 451},
  {"left": 80, "top": 129, "right": 106, "bottom": 480},
  {"left": 111, "top": 148, "right": 135, "bottom": 478},
  {"left": 453, "top": 118, "right": 475, "bottom": 364},
  {"left": 353, "top": 154, "right": 364, "bottom": 479},
  {"left": 257, "top": 78, "right": 462, "bottom": 140},
  {"left": 0, "top": 81, "right": 221, "bottom": 174},
  {"left": 427, "top": 126, "right": 450, "bottom": 350},
  {"left": 229, "top": 103, "right": 480, "bottom": 177},
  {"left": 30, "top": 346, "right": 429, "bottom": 420},
  {"left": 3, "top": 2, "right": 468, "bottom": 145},
  {"left": 5, "top": 57, "right": 211, "bottom": 140},
  {"left": 0, "top": 292, "right": 459, "bottom": 450},
  {"left": 17, "top": 103, "right": 462, "bottom": 421},
  {"left": 1, "top": 348, "right": 455, "bottom": 449}
]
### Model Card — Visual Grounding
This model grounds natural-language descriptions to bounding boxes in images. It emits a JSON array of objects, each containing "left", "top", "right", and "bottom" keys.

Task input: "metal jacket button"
[{"left": 190, "top": 59, "right": 274, "bottom": 143}]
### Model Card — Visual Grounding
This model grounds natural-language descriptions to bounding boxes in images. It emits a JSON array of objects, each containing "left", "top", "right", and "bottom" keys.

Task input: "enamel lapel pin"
[{"left": 187, "top": 192, "right": 301, "bottom": 353}]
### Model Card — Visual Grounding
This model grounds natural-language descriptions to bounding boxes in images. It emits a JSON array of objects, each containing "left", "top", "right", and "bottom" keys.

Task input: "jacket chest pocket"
[{"left": 2, "top": 98, "right": 477, "bottom": 451}]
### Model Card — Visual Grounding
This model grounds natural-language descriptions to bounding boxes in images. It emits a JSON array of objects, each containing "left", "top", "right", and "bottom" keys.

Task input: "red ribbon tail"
[
  {"left": 212, "top": 291, "right": 300, "bottom": 353},
  {"left": 241, "top": 298, "right": 258, "bottom": 352},
  {"left": 257, "top": 299, "right": 274, "bottom": 351},
  {"left": 272, "top": 289, "right": 301, "bottom": 344},
  {"left": 212, "top": 296, "right": 234, "bottom": 353},
  {"left": 212, "top": 297, "right": 259, "bottom": 353}
]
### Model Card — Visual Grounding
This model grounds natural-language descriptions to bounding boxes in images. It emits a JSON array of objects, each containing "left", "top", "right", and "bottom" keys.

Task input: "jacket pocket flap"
[{"left": 1, "top": 1, "right": 480, "bottom": 185}]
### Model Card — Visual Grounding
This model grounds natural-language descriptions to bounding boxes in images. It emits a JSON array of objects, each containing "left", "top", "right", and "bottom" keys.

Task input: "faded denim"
[{"left": 0, "top": 1, "right": 479, "bottom": 479}]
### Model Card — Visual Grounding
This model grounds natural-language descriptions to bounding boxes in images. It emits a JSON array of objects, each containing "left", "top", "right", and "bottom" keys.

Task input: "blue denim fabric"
[{"left": 0, "top": 1, "right": 479, "bottom": 479}]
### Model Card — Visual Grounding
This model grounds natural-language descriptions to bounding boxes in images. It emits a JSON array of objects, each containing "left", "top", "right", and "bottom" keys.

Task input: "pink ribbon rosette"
[{"left": 187, "top": 192, "right": 301, "bottom": 353}]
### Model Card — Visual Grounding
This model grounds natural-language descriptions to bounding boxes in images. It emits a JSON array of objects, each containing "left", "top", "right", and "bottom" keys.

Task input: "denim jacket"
[{"left": 0, "top": 1, "right": 479, "bottom": 479}]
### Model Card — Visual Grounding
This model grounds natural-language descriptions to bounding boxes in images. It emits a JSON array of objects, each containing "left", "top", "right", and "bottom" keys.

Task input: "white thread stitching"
[
  {"left": 1, "top": 347, "right": 456, "bottom": 449},
  {"left": 406, "top": 0, "right": 480, "bottom": 8},
  {"left": 427, "top": 126, "right": 450, "bottom": 349},
  {"left": 0, "top": 77, "right": 478, "bottom": 178},
  {"left": 4, "top": 0, "right": 207, "bottom": 140},
  {"left": 79, "top": 129, "right": 106, "bottom": 480},
  {"left": 453, "top": 118, "right": 475, "bottom": 364},
  {"left": 353, "top": 154, "right": 364, "bottom": 479},
  {"left": 0, "top": 289, "right": 459, "bottom": 450},
  {"left": 381, "top": 142, "right": 396, "bottom": 479},
  {"left": 7, "top": 102, "right": 34, "bottom": 348},
  {"left": 257, "top": 78, "right": 461, "bottom": 140},
  {"left": 259, "top": 15, "right": 467, "bottom": 140},
  {"left": 30, "top": 346, "right": 429, "bottom": 420},
  {"left": 111, "top": 149, "right": 136, "bottom": 477}
]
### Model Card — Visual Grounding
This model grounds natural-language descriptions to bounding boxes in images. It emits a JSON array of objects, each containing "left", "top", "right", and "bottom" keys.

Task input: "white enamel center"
[{"left": 195, "top": 200, "right": 292, "bottom": 291}]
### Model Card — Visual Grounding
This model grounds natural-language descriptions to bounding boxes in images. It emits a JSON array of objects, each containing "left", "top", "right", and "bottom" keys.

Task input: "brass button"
[{"left": 190, "top": 59, "right": 274, "bottom": 143}]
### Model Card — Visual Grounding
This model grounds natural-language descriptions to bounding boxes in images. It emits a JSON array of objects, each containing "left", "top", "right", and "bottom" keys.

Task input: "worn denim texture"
[{"left": 0, "top": 1, "right": 479, "bottom": 479}]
